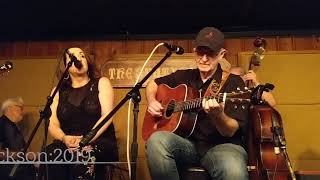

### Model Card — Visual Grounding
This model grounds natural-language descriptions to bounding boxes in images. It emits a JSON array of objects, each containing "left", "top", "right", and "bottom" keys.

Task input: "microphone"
[
  {"left": 163, "top": 43, "right": 184, "bottom": 55},
  {"left": 67, "top": 52, "right": 83, "bottom": 70},
  {"left": 271, "top": 114, "right": 285, "bottom": 154},
  {"left": 0, "top": 61, "right": 13, "bottom": 71}
]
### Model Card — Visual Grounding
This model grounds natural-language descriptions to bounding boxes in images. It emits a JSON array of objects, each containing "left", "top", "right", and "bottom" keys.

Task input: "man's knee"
[
  {"left": 201, "top": 144, "right": 248, "bottom": 180},
  {"left": 224, "top": 164, "right": 248, "bottom": 179},
  {"left": 146, "top": 131, "right": 174, "bottom": 156},
  {"left": 203, "top": 160, "right": 248, "bottom": 180}
]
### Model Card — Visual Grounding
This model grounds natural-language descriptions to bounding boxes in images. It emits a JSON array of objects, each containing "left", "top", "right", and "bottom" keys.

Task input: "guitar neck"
[{"left": 172, "top": 92, "right": 251, "bottom": 112}]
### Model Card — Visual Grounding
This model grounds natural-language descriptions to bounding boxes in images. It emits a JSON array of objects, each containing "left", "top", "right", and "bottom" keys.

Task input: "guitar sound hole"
[{"left": 164, "top": 100, "right": 175, "bottom": 118}]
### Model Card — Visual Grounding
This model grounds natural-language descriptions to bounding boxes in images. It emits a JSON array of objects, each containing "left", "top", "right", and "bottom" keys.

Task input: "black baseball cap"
[{"left": 194, "top": 27, "right": 224, "bottom": 54}]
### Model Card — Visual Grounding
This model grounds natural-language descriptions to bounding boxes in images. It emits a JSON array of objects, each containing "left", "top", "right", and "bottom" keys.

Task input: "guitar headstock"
[
  {"left": 216, "top": 87, "right": 252, "bottom": 104},
  {"left": 0, "top": 61, "right": 13, "bottom": 76}
]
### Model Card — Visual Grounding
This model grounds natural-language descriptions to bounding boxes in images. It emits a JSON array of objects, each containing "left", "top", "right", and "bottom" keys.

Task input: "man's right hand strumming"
[{"left": 147, "top": 99, "right": 164, "bottom": 117}]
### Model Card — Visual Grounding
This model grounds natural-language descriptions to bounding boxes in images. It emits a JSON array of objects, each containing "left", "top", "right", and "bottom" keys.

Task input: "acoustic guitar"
[{"left": 142, "top": 83, "right": 252, "bottom": 141}]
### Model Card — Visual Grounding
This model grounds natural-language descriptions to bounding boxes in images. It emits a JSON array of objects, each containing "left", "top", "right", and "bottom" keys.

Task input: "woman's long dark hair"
[{"left": 56, "top": 47, "right": 99, "bottom": 89}]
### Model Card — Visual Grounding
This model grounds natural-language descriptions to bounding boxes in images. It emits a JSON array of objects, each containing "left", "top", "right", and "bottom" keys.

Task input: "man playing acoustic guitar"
[{"left": 144, "top": 27, "right": 249, "bottom": 180}]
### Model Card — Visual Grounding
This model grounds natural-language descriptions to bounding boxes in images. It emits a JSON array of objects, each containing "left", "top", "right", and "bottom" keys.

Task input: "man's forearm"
[
  {"left": 209, "top": 112, "right": 239, "bottom": 137},
  {"left": 146, "top": 80, "right": 158, "bottom": 102}
]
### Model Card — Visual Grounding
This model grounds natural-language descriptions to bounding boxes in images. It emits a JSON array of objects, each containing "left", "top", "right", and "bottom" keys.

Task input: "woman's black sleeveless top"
[{"left": 57, "top": 78, "right": 115, "bottom": 139}]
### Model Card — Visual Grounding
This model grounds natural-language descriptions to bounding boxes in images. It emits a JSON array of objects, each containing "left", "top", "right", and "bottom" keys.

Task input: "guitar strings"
[{"left": 165, "top": 93, "right": 251, "bottom": 111}]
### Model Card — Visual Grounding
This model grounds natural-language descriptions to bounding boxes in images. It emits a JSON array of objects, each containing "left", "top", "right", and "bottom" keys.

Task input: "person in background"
[
  {"left": 0, "top": 97, "right": 36, "bottom": 180},
  {"left": 230, "top": 67, "right": 276, "bottom": 107}
]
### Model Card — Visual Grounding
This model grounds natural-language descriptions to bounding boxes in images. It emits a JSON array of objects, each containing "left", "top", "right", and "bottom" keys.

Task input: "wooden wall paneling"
[
  {"left": 142, "top": 40, "right": 157, "bottom": 54},
  {"left": 27, "top": 41, "right": 49, "bottom": 56},
  {"left": 225, "top": 38, "right": 242, "bottom": 52},
  {"left": 242, "top": 37, "right": 257, "bottom": 51},
  {"left": 0, "top": 42, "right": 14, "bottom": 57},
  {"left": 110, "top": 41, "right": 126, "bottom": 55},
  {"left": 225, "top": 39, "right": 242, "bottom": 65},
  {"left": 78, "top": 41, "right": 94, "bottom": 55},
  {"left": 277, "top": 36, "right": 293, "bottom": 51},
  {"left": 187, "top": 39, "right": 194, "bottom": 53},
  {"left": 126, "top": 40, "right": 143, "bottom": 54},
  {"left": 13, "top": 42, "right": 28, "bottom": 57},
  {"left": 312, "top": 35, "right": 320, "bottom": 50},
  {"left": 293, "top": 36, "right": 314, "bottom": 50},
  {"left": 57, "top": 41, "right": 93, "bottom": 54},
  {"left": 264, "top": 37, "right": 278, "bottom": 51},
  {"left": 47, "top": 41, "right": 63, "bottom": 56},
  {"left": 93, "top": 41, "right": 112, "bottom": 69}
]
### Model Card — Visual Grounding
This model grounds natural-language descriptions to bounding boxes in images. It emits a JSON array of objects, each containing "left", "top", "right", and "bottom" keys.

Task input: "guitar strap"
[{"left": 204, "top": 70, "right": 231, "bottom": 98}]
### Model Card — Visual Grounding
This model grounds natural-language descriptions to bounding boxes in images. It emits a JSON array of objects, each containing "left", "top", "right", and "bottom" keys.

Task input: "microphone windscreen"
[{"left": 74, "top": 60, "right": 83, "bottom": 70}]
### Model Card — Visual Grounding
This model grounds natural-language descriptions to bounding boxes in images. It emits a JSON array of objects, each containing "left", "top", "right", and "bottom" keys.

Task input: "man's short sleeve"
[{"left": 154, "top": 70, "right": 192, "bottom": 88}]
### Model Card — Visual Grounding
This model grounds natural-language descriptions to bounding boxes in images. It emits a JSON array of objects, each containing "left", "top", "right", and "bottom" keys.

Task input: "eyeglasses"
[
  {"left": 13, "top": 105, "right": 24, "bottom": 111},
  {"left": 195, "top": 47, "right": 217, "bottom": 59}
]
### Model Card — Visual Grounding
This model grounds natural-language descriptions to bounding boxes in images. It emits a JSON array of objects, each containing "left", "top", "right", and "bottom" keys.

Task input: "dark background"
[{"left": 1, "top": 0, "right": 319, "bottom": 40}]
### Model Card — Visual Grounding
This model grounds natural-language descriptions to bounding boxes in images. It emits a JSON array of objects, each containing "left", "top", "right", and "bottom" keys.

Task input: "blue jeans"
[{"left": 146, "top": 131, "right": 248, "bottom": 180}]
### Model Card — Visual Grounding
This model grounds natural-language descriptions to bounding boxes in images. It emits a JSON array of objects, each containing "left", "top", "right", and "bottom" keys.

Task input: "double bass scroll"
[
  {"left": 249, "top": 37, "right": 266, "bottom": 69},
  {"left": 246, "top": 37, "right": 267, "bottom": 88}
]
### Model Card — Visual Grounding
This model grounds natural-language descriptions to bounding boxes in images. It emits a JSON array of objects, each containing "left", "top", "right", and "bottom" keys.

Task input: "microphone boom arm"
[
  {"left": 79, "top": 51, "right": 174, "bottom": 180},
  {"left": 79, "top": 51, "right": 173, "bottom": 147}
]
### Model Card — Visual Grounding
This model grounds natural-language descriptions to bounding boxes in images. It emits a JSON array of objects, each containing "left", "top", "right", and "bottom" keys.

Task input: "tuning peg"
[
  {"left": 244, "top": 87, "right": 248, "bottom": 90},
  {"left": 234, "top": 105, "right": 238, "bottom": 109},
  {"left": 241, "top": 105, "right": 246, "bottom": 109},
  {"left": 237, "top": 87, "right": 240, "bottom": 91}
]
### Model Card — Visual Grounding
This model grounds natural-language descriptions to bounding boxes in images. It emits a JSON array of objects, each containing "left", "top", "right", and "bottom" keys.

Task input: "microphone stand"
[
  {"left": 9, "top": 59, "right": 76, "bottom": 180},
  {"left": 79, "top": 51, "right": 174, "bottom": 180},
  {"left": 272, "top": 125, "right": 296, "bottom": 180}
]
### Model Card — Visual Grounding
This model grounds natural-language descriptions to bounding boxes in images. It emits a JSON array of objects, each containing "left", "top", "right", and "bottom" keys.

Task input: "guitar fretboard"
[{"left": 168, "top": 91, "right": 251, "bottom": 112}]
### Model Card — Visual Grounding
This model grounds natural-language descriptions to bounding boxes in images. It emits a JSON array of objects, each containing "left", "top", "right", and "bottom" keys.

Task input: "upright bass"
[{"left": 246, "top": 38, "right": 296, "bottom": 180}]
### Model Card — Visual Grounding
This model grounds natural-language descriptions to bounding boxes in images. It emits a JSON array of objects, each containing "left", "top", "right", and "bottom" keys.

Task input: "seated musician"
[
  {"left": 145, "top": 27, "right": 249, "bottom": 180},
  {"left": 230, "top": 66, "right": 277, "bottom": 107},
  {"left": 0, "top": 97, "right": 37, "bottom": 180}
]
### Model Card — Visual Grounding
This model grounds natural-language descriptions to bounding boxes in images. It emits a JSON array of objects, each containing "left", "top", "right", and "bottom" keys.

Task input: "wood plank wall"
[{"left": 1, "top": 35, "right": 320, "bottom": 68}]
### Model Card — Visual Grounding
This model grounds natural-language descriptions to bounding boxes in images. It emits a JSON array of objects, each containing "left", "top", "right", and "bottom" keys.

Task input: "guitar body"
[{"left": 142, "top": 84, "right": 200, "bottom": 141}]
